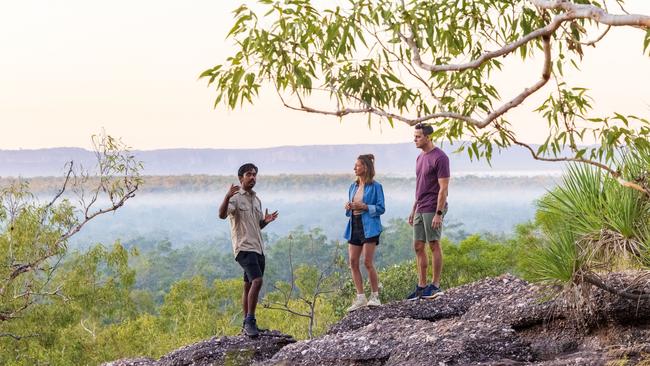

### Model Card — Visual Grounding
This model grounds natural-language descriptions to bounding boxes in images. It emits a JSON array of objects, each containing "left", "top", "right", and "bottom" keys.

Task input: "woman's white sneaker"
[
  {"left": 367, "top": 293, "right": 381, "bottom": 307},
  {"left": 347, "top": 294, "right": 368, "bottom": 312}
]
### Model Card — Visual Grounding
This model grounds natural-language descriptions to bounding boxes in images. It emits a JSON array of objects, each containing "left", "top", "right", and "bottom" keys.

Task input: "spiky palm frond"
[
  {"left": 528, "top": 229, "right": 581, "bottom": 284},
  {"left": 537, "top": 164, "right": 605, "bottom": 238}
]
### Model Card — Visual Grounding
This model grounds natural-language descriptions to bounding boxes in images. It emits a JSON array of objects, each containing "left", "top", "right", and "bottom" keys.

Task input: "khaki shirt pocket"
[
  {"left": 253, "top": 205, "right": 262, "bottom": 221},
  {"left": 238, "top": 202, "right": 251, "bottom": 212}
]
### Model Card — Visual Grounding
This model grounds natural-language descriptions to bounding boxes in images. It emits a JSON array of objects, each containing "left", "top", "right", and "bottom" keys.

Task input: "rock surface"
[
  {"left": 102, "top": 330, "right": 295, "bottom": 366},
  {"left": 104, "top": 272, "right": 650, "bottom": 366}
]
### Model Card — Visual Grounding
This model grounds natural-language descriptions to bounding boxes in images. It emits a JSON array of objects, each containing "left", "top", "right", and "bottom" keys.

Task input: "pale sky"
[{"left": 1, "top": 0, "right": 648, "bottom": 150}]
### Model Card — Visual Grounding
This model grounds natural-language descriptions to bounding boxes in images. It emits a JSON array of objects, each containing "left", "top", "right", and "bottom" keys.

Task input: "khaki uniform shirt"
[{"left": 227, "top": 189, "right": 264, "bottom": 257}]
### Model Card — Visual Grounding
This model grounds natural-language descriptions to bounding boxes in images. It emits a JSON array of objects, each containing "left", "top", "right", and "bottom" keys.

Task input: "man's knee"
[
  {"left": 414, "top": 241, "right": 426, "bottom": 254},
  {"left": 250, "top": 277, "right": 263, "bottom": 288},
  {"left": 429, "top": 240, "right": 441, "bottom": 252}
]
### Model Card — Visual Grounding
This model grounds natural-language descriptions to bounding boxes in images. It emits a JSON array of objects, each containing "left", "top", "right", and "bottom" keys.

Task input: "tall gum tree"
[{"left": 202, "top": 0, "right": 650, "bottom": 194}]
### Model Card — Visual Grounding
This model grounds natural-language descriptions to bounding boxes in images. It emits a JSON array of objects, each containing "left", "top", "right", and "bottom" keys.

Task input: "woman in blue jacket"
[{"left": 344, "top": 154, "right": 385, "bottom": 311}]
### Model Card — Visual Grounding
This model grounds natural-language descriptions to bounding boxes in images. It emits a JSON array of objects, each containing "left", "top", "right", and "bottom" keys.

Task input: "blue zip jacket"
[{"left": 344, "top": 180, "right": 385, "bottom": 240}]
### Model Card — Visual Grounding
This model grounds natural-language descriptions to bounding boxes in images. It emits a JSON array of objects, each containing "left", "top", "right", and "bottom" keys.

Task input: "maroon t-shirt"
[{"left": 415, "top": 147, "right": 450, "bottom": 213}]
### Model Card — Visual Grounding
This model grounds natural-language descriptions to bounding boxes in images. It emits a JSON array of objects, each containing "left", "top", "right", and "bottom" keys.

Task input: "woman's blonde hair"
[{"left": 356, "top": 154, "right": 375, "bottom": 184}]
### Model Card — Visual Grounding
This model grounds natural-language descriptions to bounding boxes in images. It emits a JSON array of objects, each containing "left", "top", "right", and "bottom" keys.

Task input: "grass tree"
[
  {"left": 532, "top": 146, "right": 650, "bottom": 307},
  {"left": 202, "top": 0, "right": 650, "bottom": 193}
]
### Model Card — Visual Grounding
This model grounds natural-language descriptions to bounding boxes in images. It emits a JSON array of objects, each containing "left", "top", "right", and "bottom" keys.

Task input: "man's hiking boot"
[
  {"left": 242, "top": 319, "right": 268, "bottom": 333},
  {"left": 406, "top": 285, "right": 425, "bottom": 300},
  {"left": 243, "top": 318, "right": 260, "bottom": 337},
  {"left": 347, "top": 294, "right": 367, "bottom": 312},
  {"left": 421, "top": 283, "right": 444, "bottom": 299}
]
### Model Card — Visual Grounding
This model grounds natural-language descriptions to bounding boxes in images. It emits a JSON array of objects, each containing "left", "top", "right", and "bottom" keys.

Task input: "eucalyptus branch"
[
  {"left": 60, "top": 185, "right": 138, "bottom": 243},
  {"left": 401, "top": 10, "right": 563, "bottom": 73},
  {"left": 1, "top": 252, "right": 65, "bottom": 297},
  {"left": 0, "top": 299, "right": 31, "bottom": 321},
  {"left": 44, "top": 162, "right": 73, "bottom": 211},
  {"left": 495, "top": 124, "right": 649, "bottom": 195},
  {"left": 366, "top": 25, "right": 438, "bottom": 101},
  {"left": 13, "top": 284, "right": 64, "bottom": 299},
  {"left": 531, "top": 0, "right": 649, "bottom": 28},
  {"left": 400, "top": 1, "right": 648, "bottom": 73},
  {"left": 279, "top": 36, "right": 551, "bottom": 130}
]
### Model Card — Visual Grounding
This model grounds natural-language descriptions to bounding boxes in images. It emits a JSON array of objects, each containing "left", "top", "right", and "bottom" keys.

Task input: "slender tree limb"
[
  {"left": 12, "top": 285, "right": 66, "bottom": 301},
  {"left": 0, "top": 333, "right": 39, "bottom": 340},
  {"left": 0, "top": 299, "right": 31, "bottom": 321},
  {"left": 574, "top": 25, "right": 611, "bottom": 46},
  {"left": 615, "top": 0, "right": 630, "bottom": 15},
  {"left": 44, "top": 162, "right": 73, "bottom": 210},
  {"left": 263, "top": 304, "right": 310, "bottom": 318},
  {"left": 59, "top": 185, "right": 138, "bottom": 243},
  {"left": 495, "top": 124, "right": 649, "bottom": 195}
]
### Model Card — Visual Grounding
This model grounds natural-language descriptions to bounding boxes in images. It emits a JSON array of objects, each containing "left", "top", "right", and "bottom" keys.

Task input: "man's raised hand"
[
  {"left": 264, "top": 208, "right": 279, "bottom": 224},
  {"left": 226, "top": 183, "right": 240, "bottom": 198}
]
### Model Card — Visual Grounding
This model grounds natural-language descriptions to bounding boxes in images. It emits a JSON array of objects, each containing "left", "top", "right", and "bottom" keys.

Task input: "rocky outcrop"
[
  {"left": 102, "top": 331, "right": 295, "bottom": 366},
  {"left": 104, "top": 272, "right": 650, "bottom": 366}
]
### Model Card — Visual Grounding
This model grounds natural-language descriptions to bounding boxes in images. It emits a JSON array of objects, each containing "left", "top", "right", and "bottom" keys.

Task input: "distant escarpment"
[{"left": 104, "top": 272, "right": 650, "bottom": 366}]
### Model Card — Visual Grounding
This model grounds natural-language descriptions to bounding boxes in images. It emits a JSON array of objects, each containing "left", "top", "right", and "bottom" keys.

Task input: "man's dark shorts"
[
  {"left": 349, "top": 215, "right": 380, "bottom": 246},
  {"left": 235, "top": 251, "right": 265, "bottom": 283}
]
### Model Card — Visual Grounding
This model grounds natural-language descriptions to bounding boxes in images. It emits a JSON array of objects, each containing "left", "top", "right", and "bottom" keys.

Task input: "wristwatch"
[{"left": 436, "top": 210, "right": 443, "bottom": 216}]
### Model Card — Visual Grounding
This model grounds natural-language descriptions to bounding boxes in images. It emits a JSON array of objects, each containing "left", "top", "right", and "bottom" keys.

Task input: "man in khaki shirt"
[{"left": 219, "top": 163, "right": 278, "bottom": 337}]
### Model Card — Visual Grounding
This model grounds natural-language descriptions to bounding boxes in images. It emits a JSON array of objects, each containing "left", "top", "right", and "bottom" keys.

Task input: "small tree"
[
  {"left": 0, "top": 133, "right": 142, "bottom": 339},
  {"left": 262, "top": 235, "right": 345, "bottom": 339},
  {"left": 203, "top": 0, "right": 650, "bottom": 193}
]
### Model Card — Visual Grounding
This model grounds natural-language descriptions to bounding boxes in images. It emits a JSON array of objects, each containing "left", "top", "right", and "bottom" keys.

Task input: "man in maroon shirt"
[{"left": 407, "top": 123, "right": 450, "bottom": 299}]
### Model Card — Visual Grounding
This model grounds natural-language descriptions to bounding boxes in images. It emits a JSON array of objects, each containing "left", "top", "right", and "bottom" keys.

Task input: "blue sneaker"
[
  {"left": 406, "top": 285, "right": 425, "bottom": 300},
  {"left": 421, "top": 284, "right": 444, "bottom": 299}
]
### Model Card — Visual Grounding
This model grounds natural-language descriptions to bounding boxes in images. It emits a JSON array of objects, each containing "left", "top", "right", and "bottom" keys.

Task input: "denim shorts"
[{"left": 349, "top": 215, "right": 380, "bottom": 246}]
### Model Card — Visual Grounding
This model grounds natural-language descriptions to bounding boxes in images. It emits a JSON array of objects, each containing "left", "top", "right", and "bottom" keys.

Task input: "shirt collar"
[{"left": 239, "top": 188, "right": 256, "bottom": 196}]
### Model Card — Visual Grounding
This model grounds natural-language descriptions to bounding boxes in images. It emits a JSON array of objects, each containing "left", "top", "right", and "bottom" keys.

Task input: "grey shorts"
[{"left": 413, "top": 208, "right": 447, "bottom": 243}]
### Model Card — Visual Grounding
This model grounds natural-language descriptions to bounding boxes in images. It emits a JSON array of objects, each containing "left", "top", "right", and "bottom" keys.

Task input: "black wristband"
[{"left": 436, "top": 210, "right": 443, "bottom": 216}]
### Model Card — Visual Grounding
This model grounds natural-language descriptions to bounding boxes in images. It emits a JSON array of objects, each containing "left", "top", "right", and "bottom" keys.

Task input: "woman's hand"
[{"left": 349, "top": 202, "right": 367, "bottom": 211}]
